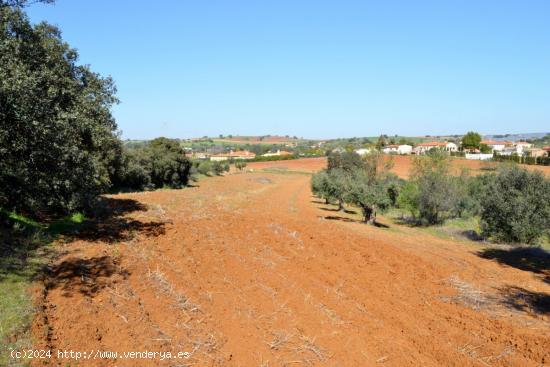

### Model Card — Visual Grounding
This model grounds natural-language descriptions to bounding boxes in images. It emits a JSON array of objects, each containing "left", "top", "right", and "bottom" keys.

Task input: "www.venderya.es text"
[{"left": 10, "top": 349, "right": 192, "bottom": 361}]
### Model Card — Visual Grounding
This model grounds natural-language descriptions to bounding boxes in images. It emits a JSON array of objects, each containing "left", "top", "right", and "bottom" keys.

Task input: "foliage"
[
  {"left": 212, "top": 160, "right": 229, "bottom": 175},
  {"left": 197, "top": 160, "right": 213, "bottom": 176},
  {"left": 345, "top": 169, "right": 396, "bottom": 223},
  {"left": 375, "top": 135, "right": 387, "bottom": 150},
  {"left": 112, "top": 138, "right": 192, "bottom": 190},
  {"left": 480, "top": 167, "right": 550, "bottom": 244},
  {"left": 461, "top": 131, "right": 482, "bottom": 150},
  {"left": 397, "top": 181, "right": 420, "bottom": 219},
  {"left": 526, "top": 133, "right": 550, "bottom": 148},
  {"left": 411, "top": 153, "right": 456, "bottom": 224},
  {"left": 327, "top": 151, "right": 363, "bottom": 173},
  {"left": 146, "top": 138, "right": 192, "bottom": 188},
  {"left": 249, "top": 154, "right": 298, "bottom": 162},
  {"left": 234, "top": 161, "right": 247, "bottom": 171},
  {"left": 0, "top": 0, "right": 54, "bottom": 7},
  {"left": 0, "top": 6, "right": 119, "bottom": 217},
  {"left": 479, "top": 143, "right": 492, "bottom": 154},
  {"left": 312, "top": 152, "right": 397, "bottom": 223},
  {"left": 311, "top": 169, "right": 349, "bottom": 209},
  {"left": 311, "top": 170, "right": 331, "bottom": 204},
  {"left": 493, "top": 153, "right": 550, "bottom": 166}
]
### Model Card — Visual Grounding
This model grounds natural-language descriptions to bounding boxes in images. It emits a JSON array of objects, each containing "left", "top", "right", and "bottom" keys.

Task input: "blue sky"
[{"left": 27, "top": 0, "right": 550, "bottom": 140}]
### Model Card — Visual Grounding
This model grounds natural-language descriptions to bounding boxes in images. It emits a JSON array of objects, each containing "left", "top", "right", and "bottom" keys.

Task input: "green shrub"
[
  {"left": 411, "top": 153, "right": 456, "bottom": 224},
  {"left": 397, "top": 181, "right": 420, "bottom": 219},
  {"left": 212, "top": 161, "right": 227, "bottom": 175},
  {"left": 197, "top": 160, "right": 213, "bottom": 176},
  {"left": 234, "top": 161, "right": 247, "bottom": 171},
  {"left": 480, "top": 167, "right": 550, "bottom": 244},
  {"left": 112, "top": 138, "right": 192, "bottom": 190}
]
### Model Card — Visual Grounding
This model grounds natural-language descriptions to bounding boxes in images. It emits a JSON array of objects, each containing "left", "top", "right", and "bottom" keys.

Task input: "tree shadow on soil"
[
  {"left": 60, "top": 197, "right": 167, "bottom": 243},
  {"left": 320, "top": 207, "right": 358, "bottom": 214},
  {"left": 459, "top": 230, "right": 484, "bottom": 242},
  {"left": 499, "top": 286, "right": 550, "bottom": 315},
  {"left": 478, "top": 247, "right": 550, "bottom": 285},
  {"left": 310, "top": 199, "right": 326, "bottom": 205},
  {"left": 392, "top": 216, "right": 423, "bottom": 227},
  {"left": 1, "top": 197, "right": 165, "bottom": 284},
  {"left": 323, "top": 215, "right": 390, "bottom": 228},
  {"left": 44, "top": 255, "right": 129, "bottom": 297}
]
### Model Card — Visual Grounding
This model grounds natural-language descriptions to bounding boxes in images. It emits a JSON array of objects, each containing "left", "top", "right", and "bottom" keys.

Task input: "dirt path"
[{"left": 33, "top": 172, "right": 549, "bottom": 366}]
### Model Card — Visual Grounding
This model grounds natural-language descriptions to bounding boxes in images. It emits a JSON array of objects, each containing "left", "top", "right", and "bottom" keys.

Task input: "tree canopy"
[
  {"left": 480, "top": 167, "right": 550, "bottom": 244},
  {"left": 461, "top": 131, "right": 482, "bottom": 150},
  {"left": 1, "top": 6, "right": 119, "bottom": 216}
]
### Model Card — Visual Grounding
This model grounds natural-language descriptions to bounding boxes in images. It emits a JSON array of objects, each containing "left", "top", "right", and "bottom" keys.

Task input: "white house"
[
  {"left": 496, "top": 141, "right": 534, "bottom": 156},
  {"left": 210, "top": 150, "right": 256, "bottom": 161},
  {"left": 261, "top": 149, "right": 292, "bottom": 157},
  {"left": 445, "top": 142, "right": 458, "bottom": 152},
  {"left": 480, "top": 140, "right": 511, "bottom": 152},
  {"left": 514, "top": 141, "right": 533, "bottom": 154},
  {"left": 413, "top": 141, "right": 457, "bottom": 154},
  {"left": 354, "top": 148, "right": 372, "bottom": 156},
  {"left": 382, "top": 144, "right": 412, "bottom": 155}
]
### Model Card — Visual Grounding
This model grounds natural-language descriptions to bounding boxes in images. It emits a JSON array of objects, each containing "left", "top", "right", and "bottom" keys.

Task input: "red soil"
[
  {"left": 33, "top": 173, "right": 550, "bottom": 366},
  {"left": 248, "top": 155, "right": 550, "bottom": 178}
]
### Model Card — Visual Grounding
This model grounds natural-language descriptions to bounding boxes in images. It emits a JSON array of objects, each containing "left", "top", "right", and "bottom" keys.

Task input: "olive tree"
[
  {"left": 311, "top": 169, "right": 349, "bottom": 210},
  {"left": 411, "top": 152, "right": 456, "bottom": 224},
  {"left": 345, "top": 170, "right": 394, "bottom": 223},
  {"left": 343, "top": 153, "right": 397, "bottom": 224},
  {"left": 480, "top": 167, "right": 550, "bottom": 244}
]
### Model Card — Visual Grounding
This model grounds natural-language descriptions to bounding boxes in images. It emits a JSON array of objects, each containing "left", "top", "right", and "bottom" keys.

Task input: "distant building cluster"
[
  {"left": 190, "top": 150, "right": 256, "bottom": 161},
  {"left": 353, "top": 141, "right": 458, "bottom": 156},
  {"left": 351, "top": 139, "right": 549, "bottom": 161},
  {"left": 188, "top": 149, "right": 294, "bottom": 161},
  {"left": 480, "top": 140, "right": 546, "bottom": 158}
]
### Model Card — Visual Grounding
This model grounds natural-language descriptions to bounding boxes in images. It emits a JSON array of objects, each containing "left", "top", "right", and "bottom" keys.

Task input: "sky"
[{"left": 27, "top": 0, "right": 550, "bottom": 140}]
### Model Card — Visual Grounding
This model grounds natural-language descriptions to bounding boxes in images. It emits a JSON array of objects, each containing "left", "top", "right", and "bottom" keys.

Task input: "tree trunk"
[
  {"left": 325, "top": 198, "right": 329, "bottom": 204},
  {"left": 362, "top": 206, "right": 375, "bottom": 224},
  {"left": 338, "top": 199, "right": 344, "bottom": 211}
]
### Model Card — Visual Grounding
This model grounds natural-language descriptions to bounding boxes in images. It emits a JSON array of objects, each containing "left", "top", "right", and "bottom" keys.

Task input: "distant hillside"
[
  {"left": 483, "top": 132, "right": 549, "bottom": 142},
  {"left": 197, "top": 135, "right": 303, "bottom": 145}
]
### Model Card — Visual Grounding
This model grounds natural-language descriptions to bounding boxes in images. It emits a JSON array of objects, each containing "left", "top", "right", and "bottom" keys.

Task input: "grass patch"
[
  {"left": 387, "top": 208, "right": 482, "bottom": 243},
  {"left": 0, "top": 210, "right": 85, "bottom": 365}
]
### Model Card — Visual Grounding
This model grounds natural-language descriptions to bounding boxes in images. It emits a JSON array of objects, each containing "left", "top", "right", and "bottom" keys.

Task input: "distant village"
[{"left": 182, "top": 134, "right": 550, "bottom": 163}]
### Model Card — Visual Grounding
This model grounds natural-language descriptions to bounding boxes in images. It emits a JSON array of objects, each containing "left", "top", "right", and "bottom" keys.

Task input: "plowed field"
[
  {"left": 247, "top": 156, "right": 550, "bottom": 178},
  {"left": 33, "top": 172, "right": 550, "bottom": 366}
]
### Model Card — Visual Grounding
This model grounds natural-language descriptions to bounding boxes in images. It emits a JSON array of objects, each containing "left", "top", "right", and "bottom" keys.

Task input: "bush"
[
  {"left": 234, "top": 161, "right": 247, "bottom": 171},
  {"left": 146, "top": 138, "right": 192, "bottom": 188},
  {"left": 480, "top": 167, "right": 550, "bottom": 244},
  {"left": 212, "top": 160, "right": 229, "bottom": 175},
  {"left": 112, "top": 138, "right": 192, "bottom": 190},
  {"left": 197, "top": 160, "right": 213, "bottom": 176}
]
